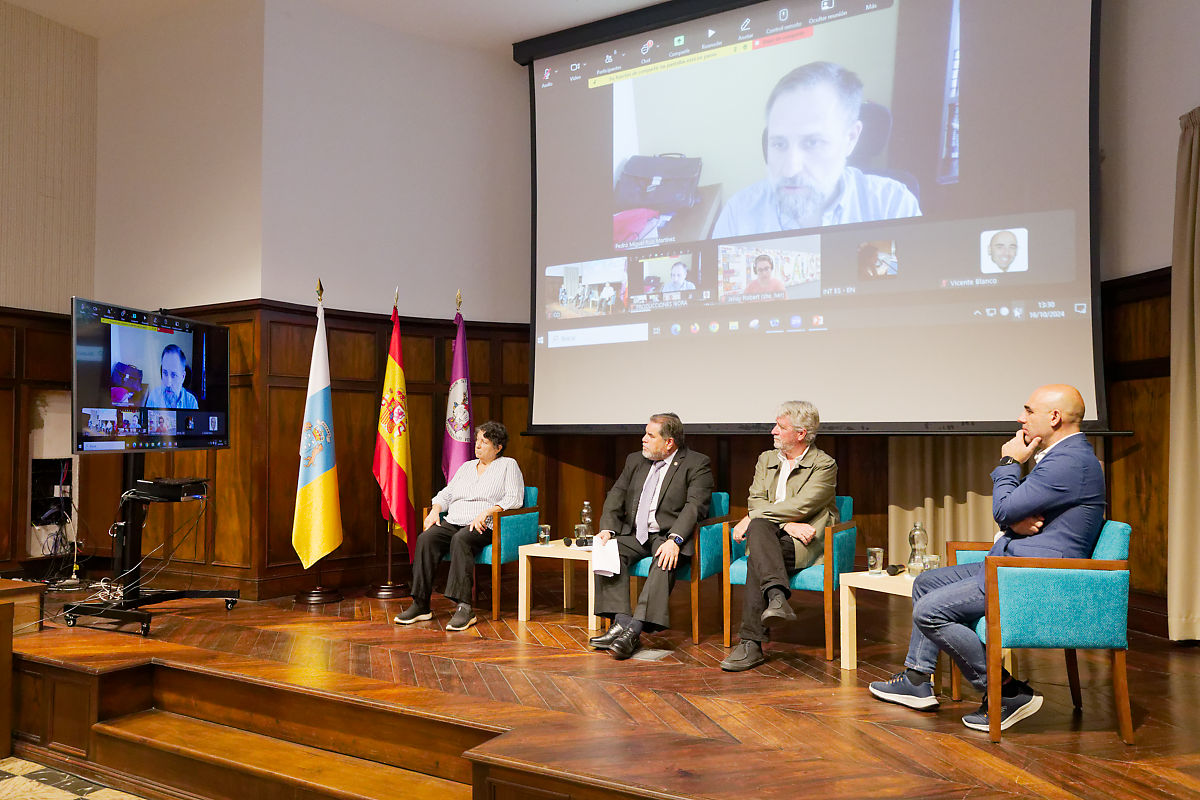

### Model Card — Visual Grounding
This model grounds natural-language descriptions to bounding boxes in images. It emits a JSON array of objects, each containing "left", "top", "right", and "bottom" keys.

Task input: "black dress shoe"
[
  {"left": 588, "top": 622, "right": 625, "bottom": 650},
  {"left": 760, "top": 592, "right": 797, "bottom": 626},
  {"left": 609, "top": 628, "right": 641, "bottom": 660}
]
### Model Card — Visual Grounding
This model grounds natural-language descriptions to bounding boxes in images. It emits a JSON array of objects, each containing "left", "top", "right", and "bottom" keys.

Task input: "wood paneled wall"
[
  {"left": 3, "top": 274, "right": 1173, "bottom": 600},
  {"left": 0, "top": 308, "right": 78, "bottom": 571},
  {"left": 124, "top": 300, "right": 538, "bottom": 599},
  {"left": 1102, "top": 268, "right": 1171, "bottom": 596}
]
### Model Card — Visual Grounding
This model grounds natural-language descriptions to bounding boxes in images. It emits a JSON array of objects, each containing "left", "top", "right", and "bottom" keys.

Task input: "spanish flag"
[
  {"left": 373, "top": 303, "right": 417, "bottom": 554},
  {"left": 292, "top": 298, "right": 344, "bottom": 569}
]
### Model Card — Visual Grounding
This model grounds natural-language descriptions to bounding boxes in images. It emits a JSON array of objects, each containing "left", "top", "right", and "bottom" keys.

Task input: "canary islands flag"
[
  {"left": 373, "top": 303, "right": 417, "bottom": 552},
  {"left": 292, "top": 300, "right": 344, "bottom": 569}
]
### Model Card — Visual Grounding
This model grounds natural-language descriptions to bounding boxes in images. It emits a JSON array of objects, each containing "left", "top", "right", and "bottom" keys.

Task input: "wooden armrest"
[
  {"left": 986, "top": 555, "right": 1129, "bottom": 572},
  {"left": 946, "top": 539, "right": 992, "bottom": 566},
  {"left": 825, "top": 518, "right": 856, "bottom": 535},
  {"left": 496, "top": 505, "right": 539, "bottom": 519},
  {"left": 695, "top": 513, "right": 735, "bottom": 532},
  {"left": 946, "top": 540, "right": 992, "bottom": 550}
]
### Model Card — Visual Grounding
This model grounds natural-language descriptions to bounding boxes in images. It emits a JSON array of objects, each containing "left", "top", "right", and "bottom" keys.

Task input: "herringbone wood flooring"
[{"left": 33, "top": 568, "right": 1200, "bottom": 799}]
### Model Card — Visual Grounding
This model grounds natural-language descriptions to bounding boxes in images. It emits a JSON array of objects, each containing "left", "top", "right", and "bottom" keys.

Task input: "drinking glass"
[
  {"left": 867, "top": 548, "right": 884, "bottom": 575},
  {"left": 538, "top": 524, "right": 551, "bottom": 545}
]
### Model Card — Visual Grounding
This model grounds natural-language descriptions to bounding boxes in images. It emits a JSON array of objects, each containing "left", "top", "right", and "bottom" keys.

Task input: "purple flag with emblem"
[{"left": 442, "top": 311, "right": 474, "bottom": 480}]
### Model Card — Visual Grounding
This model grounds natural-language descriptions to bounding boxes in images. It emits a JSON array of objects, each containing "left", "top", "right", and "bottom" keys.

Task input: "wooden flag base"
[
  {"left": 295, "top": 586, "right": 343, "bottom": 604},
  {"left": 365, "top": 581, "right": 409, "bottom": 600},
  {"left": 365, "top": 518, "right": 409, "bottom": 600}
]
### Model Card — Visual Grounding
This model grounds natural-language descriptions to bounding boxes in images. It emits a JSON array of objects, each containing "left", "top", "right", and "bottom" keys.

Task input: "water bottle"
[
  {"left": 580, "top": 501, "right": 593, "bottom": 537},
  {"left": 907, "top": 521, "right": 929, "bottom": 576}
]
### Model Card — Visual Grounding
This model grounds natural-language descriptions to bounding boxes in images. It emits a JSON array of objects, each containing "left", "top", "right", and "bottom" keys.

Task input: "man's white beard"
[{"left": 772, "top": 178, "right": 825, "bottom": 228}]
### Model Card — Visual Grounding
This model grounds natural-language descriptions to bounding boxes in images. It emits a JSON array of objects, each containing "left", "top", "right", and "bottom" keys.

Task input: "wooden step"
[{"left": 92, "top": 709, "right": 470, "bottom": 800}]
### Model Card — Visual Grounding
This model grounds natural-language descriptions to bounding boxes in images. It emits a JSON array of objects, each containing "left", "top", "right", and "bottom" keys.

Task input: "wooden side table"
[
  {"left": 839, "top": 571, "right": 916, "bottom": 670},
  {"left": 518, "top": 542, "right": 600, "bottom": 630},
  {"left": 0, "top": 579, "right": 46, "bottom": 636}
]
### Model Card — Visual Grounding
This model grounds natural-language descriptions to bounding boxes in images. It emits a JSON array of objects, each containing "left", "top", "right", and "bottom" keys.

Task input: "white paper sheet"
[{"left": 591, "top": 539, "right": 621, "bottom": 577}]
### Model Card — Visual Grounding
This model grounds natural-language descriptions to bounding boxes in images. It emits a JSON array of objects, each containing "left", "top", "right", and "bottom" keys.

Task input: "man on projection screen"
[
  {"left": 721, "top": 400, "right": 839, "bottom": 672},
  {"left": 868, "top": 385, "right": 1106, "bottom": 733},
  {"left": 712, "top": 61, "right": 921, "bottom": 239},
  {"left": 587, "top": 413, "right": 713, "bottom": 660}
]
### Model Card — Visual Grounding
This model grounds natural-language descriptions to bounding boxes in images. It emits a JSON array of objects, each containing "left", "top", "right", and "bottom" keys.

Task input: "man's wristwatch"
[
  {"left": 998, "top": 456, "right": 1019, "bottom": 466},
  {"left": 668, "top": 534, "right": 685, "bottom": 546}
]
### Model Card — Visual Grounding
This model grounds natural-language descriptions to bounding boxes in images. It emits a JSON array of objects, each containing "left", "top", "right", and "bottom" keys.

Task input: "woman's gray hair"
[{"left": 777, "top": 400, "right": 819, "bottom": 443}]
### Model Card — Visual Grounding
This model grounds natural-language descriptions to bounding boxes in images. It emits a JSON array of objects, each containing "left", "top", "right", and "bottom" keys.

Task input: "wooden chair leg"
[
  {"left": 629, "top": 576, "right": 639, "bottom": 610},
  {"left": 987, "top": 637, "right": 1003, "bottom": 743},
  {"left": 1065, "top": 648, "right": 1082, "bottom": 709},
  {"left": 823, "top": 588, "right": 834, "bottom": 661},
  {"left": 951, "top": 664, "right": 963, "bottom": 701},
  {"left": 722, "top": 577, "right": 732, "bottom": 648},
  {"left": 1003, "top": 648, "right": 1018, "bottom": 680},
  {"left": 491, "top": 560, "right": 501, "bottom": 621},
  {"left": 690, "top": 577, "right": 700, "bottom": 645},
  {"left": 1112, "top": 649, "right": 1134, "bottom": 745}
]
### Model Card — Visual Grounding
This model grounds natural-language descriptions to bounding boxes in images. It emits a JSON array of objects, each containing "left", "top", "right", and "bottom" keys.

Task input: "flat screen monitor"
[{"left": 71, "top": 297, "right": 230, "bottom": 453}]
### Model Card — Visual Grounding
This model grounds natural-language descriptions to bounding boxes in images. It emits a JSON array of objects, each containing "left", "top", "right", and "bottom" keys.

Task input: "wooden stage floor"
[{"left": 20, "top": 570, "right": 1200, "bottom": 800}]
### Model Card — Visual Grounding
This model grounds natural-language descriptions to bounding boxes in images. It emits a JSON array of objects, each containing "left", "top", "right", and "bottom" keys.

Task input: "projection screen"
[{"left": 518, "top": 0, "right": 1102, "bottom": 432}]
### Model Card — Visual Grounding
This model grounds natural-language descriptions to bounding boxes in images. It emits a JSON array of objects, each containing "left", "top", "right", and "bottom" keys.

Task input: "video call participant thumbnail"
[
  {"left": 712, "top": 61, "right": 921, "bottom": 239},
  {"left": 981, "top": 229, "right": 1028, "bottom": 273},
  {"left": 662, "top": 262, "right": 696, "bottom": 292},
  {"left": 143, "top": 344, "right": 199, "bottom": 410},
  {"left": 743, "top": 254, "right": 786, "bottom": 295}
]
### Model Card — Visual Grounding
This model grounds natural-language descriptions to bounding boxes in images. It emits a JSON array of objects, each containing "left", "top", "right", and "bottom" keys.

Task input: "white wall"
[
  {"left": 1098, "top": 0, "right": 1200, "bottom": 280},
  {"left": 94, "top": 0, "right": 264, "bottom": 311},
  {"left": 260, "top": 0, "right": 530, "bottom": 322}
]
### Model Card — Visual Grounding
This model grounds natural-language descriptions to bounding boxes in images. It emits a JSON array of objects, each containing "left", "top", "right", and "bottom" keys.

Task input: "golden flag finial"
[
  {"left": 456, "top": 289, "right": 463, "bottom": 313},
  {"left": 393, "top": 286, "right": 399, "bottom": 309},
  {"left": 316, "top": 279, "right": 324, "bottom": 304}
]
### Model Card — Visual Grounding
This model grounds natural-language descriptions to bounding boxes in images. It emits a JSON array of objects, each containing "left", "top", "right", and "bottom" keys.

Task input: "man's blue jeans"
[{"left": 904, "top": 562, "right": 989, "bottom": 690}]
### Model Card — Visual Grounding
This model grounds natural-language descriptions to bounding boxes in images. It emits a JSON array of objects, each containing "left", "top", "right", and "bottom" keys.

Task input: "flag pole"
[
  {"left": 295, "top": 278, "right": 343, "bottom": 605},
  {"left": 366, "top": 514, "right": 409, "bottom": 599},
  {"left": 367, "top": 285, "right": 413, "bottom": 600}
]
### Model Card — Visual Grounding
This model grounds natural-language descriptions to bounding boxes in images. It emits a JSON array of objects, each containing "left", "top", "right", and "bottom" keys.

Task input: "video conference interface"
[
  {"left": 73, "top": 298, "right": 230, "bottom": 452},
  {"left": 528, "top": 0, "right": 1098, "bottom": 425}
]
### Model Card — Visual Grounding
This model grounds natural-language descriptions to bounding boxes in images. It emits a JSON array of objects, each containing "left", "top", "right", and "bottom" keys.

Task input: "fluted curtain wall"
[
  {"left": 1168, "top": 107, "right": 1200, "bottom": 641},
  {"left": 887, "top": 436, "right": 1004, "bottom": 567}
]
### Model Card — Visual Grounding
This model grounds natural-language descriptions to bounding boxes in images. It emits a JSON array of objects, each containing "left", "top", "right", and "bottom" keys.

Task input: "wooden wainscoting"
[
  {"left": 120, "top": 299, "right": 537, "bottom": 600},
  {"left": 0, "top": 307, "right": 80, "bottom": 571},
  {"left": 1102, "top": 268, "right": 1170, "bottom": 599}
]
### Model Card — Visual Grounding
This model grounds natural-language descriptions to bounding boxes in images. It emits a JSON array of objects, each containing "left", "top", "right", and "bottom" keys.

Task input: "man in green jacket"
[{"left": 721, "top": 400, "right": 839, "bottom": 672}]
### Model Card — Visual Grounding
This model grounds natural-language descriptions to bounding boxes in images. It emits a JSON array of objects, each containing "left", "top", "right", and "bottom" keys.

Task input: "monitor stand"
[{"left": 62, "top": 453, "right": 240, "bottom": 636}]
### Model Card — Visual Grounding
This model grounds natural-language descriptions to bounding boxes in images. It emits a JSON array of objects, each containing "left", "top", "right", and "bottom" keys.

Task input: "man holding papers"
[{"left": 588, "top": 413, "right": 713, "bottom": 660}]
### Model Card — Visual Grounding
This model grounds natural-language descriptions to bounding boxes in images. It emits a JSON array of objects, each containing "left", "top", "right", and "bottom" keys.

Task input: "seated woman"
[{"left": 394, "top": 420, "right": 524, "bottom": 631}]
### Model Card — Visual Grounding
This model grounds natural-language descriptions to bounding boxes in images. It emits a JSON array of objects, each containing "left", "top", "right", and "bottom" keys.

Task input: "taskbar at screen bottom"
[{"left": 78, "top": 438, "right": 230, "bottom": 452}]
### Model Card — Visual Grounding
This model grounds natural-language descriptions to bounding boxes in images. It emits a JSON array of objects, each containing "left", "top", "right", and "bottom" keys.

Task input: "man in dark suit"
[
  {"left": 720, "top": 400, "right": 839, "bottom": 672},
  {"left": 869, "top": 384, "right": 1106, "bottom": 732},
  {"left": 588, "top": 413, "right": 713, "bottom": 660}
]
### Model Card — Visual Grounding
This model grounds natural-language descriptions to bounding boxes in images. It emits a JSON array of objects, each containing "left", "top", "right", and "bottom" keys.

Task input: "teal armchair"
[
  {"left": 722, "top": 496, "right": 857, "bottom": 660},
  {"left": 627, "top": 492, "right": 732, "bottom": 644},
  {"left": 431, "top": 486, "right": 540, "bottom": 621},
  {"left": 972, "top": 520, "right": 1133, "bottom": 743}
]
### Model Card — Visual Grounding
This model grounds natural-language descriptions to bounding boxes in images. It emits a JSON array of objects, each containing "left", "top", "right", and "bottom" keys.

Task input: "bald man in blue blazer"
[{"left": 869, "top": 384, "right": 1106, "bottom": 733}]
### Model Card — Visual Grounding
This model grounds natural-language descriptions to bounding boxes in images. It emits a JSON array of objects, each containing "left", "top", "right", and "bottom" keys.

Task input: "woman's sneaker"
[
  {"left": 446, "top": 603, "right": 477, "bottom": 631},
  {"left": 394, "top": 601, "right": 432, "bottom": 625},
  {"left": 868, "top": 672, "right": 940, "bottom": 710}
]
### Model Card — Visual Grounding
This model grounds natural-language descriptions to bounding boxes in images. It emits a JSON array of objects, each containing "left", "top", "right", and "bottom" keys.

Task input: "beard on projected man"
[
  {"left": 712, "top": 61, "right": 921, "bottom": 239},
  {"left": 143, "top": 344, "right": 198, "bottom": 410}
]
